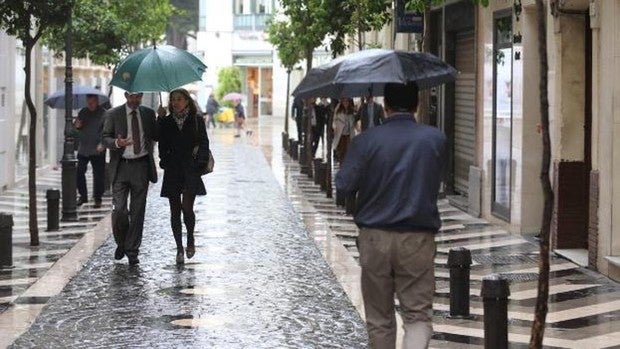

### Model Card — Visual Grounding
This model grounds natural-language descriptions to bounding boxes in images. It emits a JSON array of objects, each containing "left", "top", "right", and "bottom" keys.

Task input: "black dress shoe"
[
  {"left": 114, "top": 247, "right": 125, "bottom": 260},
  {"left": 94, "top": 200, "right": 102, "bottom": 208},
  {"left": 77, "top": 197, "right": 87, "bottom": 206},
  {"left": 128, "top": 256, "right": 140, "bottom": 265}
]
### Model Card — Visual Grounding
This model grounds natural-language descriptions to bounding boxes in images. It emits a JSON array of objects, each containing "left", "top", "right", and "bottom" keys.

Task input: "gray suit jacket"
[{"left": 102, "top": 104, "right": 158, "bottom": 184}]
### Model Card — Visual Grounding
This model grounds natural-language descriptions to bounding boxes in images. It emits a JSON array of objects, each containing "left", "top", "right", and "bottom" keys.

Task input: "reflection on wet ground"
[
  {"left": 9, "top": 128, "right": 368, "bottom": 348},
  {"left": 256, "top": 117, "right": 620, "bottom": 348}
]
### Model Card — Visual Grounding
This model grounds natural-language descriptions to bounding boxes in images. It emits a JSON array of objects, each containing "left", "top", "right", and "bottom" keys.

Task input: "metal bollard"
[
  {"left": 481, "top": 274, "right": 510, "bottom": 349},
  {"left": 299, "top": 145, "right": 307, "bottom": 173},
  {"left": 46, "top": 189, "right": 61, "bottom": 232},
  {"left": 447, "top": 247, "right": 473, "bottom": 318},
  {"left": 319, "top": 162, "right": 328, "bottom": 191},
  {"left": 313, "top": 158, "right": 323, "bottom": 184},
  {"left": 345, "top": 192, "right": 356, "bottom": 215},
  {"left": 0, "top": 213, "right": 14, "bottom": 268},
  {"left": 288, "top": 139, "right": 295, "bottom": 157},
  {"left": 291, "top": 141, "right": 299, "bottom": 160},
  {"left": 282, "top": 132, "right": 289, "bottom": 150}
]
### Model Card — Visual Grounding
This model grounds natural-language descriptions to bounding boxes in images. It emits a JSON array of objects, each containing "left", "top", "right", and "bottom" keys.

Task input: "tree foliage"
[
  {"left": 0, "top": 0, "right": 73, "bottom": 246},
  {"left": 43, "top": 0, "right": 174, "bottom": 66},
  {"left": 266, "top": 18, "right": 304, "bottom": 70},
  {"left": 166, "top": 0, "right": 199, "bottom": 49},
  {"left": 215, "top": 67, "right": 242, "bottom": 104}
]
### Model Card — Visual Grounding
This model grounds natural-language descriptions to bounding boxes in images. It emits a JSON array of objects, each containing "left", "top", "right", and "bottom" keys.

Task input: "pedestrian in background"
[
  {"left": 158, "top": 88, "right": 209, "bottom": 264},
  {"left": 233, "top": 98, "right": 246, "bottom": 137},
  {"left": 74, "top": 94, "right": 106, "bottom": 208},
  {"left": 311, "top": 97, "right": 330, "bottom": 157},
  {"left": 292, "top": 96, "right": 304, "bottom": 142},
  {"left": 356, "top": 93, "right": 385, "bottom": 132},
  {"left": 336, "top": 82, "right": 446, "bottom": 349},
  {"left": 102, "top": 92, "right": 159, "bottom": 266},
  {"left": 205, "top": 93, "right": 219, "bottom": 129},
  {"left": 332, "top": 97, "right": 356, "bottom": 164}
]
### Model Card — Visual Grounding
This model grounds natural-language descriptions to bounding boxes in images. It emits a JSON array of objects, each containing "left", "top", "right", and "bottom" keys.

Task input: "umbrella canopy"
[
  {"left": 292, "top": 49, "right": 457, "bottom": 99},
  {"left": 110, "top": 45, "right": 207, "bottom": 93},
  {"left": 44, "top": 85, "right": 109, "bottom": 110},
  {"left": 222, "top": 92, "right": 244, "bottom": 101}
]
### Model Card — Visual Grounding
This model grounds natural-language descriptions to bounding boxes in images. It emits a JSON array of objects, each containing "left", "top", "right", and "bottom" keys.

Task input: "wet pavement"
[
  {"left": 6, "top": 116, "right": 620, "bottom": 348},
  {"left": 9, "top": 128, "right": 368, "bottom": 348}
]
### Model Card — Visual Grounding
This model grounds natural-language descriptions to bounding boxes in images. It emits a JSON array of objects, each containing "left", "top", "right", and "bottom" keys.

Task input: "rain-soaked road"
[{"left": 10, "top": 132, "right": 368, "bottom": 348}]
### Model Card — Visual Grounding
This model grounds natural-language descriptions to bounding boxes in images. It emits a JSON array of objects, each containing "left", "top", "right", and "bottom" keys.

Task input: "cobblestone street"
[
  {"left": 9, "top": 127, "right": 368, "bottom": 348},
  {"left": 4, "top": 116, "right": 620, "bottom": 348}
]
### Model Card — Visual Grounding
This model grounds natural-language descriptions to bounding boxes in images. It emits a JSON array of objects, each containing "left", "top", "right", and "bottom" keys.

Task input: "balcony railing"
[{"left": 233, "top": 14, "right": 270, "bottom": 31}]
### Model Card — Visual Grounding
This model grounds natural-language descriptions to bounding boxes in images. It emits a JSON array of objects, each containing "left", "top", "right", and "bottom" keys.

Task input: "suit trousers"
[
  {"left": 77, "top": 154, "right": 105, "bottom": 202},
  {"left": 112, "top": 157, "right": 149, "bottom": 258},
  {"left": 358, "top": 228, "right": 436, "bottom": 349}
]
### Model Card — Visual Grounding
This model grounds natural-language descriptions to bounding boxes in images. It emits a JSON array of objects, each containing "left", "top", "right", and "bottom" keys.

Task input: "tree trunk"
[
  {"left": 24, "top": 41, "right": 39, "bottom": 246},
  {"left": 305, "top": 47, "right": 313, "bottom": 72},
  {"left": 416, "top": 8, "right": 432, "bottom": 124},
  {"left": 284, "top": 70, "right": 291, "bottom": 135},
  {"left": 530, "top": 1, "right": 553, "bottom": 347}
]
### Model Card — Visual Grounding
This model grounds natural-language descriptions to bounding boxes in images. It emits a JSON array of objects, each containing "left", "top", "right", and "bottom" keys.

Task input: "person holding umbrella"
[
  {"left": 73, "top": 94, "right": 106, "bottom": 208},
  {"left": 233, "top": 98, "right": 246, "bottom": 138},
  {"left": 157, "top": 88, "right": 210, "bottom": 264},
  {"left": 102, "top": 92, "right": 159, "bottom": 265},
  {"left": 336, "top": 82, "right": 447, "bottom": 349}
]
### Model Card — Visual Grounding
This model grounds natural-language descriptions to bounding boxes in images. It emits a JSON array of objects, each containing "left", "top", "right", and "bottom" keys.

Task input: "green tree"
[
  {"left": 329, "top": 0, "right": 391, "bottom": 53},
  {"left": 166, "top": 0, "right": 198, "bottom": 49},
  {"left": 43, "top": 0, "right": 174, "bottom": 66},
  {"left": 215, "top": 67, "right": 242, "bottom": 105},
  {"left": 0, "top": 0, "right": 73, "bottom": 246}
]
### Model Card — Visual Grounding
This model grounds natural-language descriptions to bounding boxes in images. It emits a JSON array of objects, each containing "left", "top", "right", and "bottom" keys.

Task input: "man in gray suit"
[
  {"left": 102, "top": 92, "right": 158, "bottom": 265},
  {"left": 356, "top": 93, "right": 385, "bottom": 132}
]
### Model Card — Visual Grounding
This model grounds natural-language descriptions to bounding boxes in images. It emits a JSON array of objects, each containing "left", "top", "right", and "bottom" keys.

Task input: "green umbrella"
[{"left": 110, "top": 45, "right": 207, "bottom": 93}]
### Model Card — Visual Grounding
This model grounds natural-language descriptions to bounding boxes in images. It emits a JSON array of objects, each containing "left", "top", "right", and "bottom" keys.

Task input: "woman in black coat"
[{"left": 158, "top": 88, "right": 210, "bottom": 264}]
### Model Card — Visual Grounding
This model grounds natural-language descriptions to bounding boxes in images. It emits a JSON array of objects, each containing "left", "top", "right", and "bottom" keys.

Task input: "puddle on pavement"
[
  {"left": 171, "top": 316, "right": 230, "bottom": 328},
  {"left": 193, "top": 231, "right": 230, "bottom": 238}
]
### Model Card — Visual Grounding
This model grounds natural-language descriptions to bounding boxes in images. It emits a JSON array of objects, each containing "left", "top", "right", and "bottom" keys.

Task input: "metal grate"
[
  {"left": 498, "top": 272, "right": 540, "bottom": 283},
  {"left": 472, "top": 254, "right": 538, "bottom": 265}
]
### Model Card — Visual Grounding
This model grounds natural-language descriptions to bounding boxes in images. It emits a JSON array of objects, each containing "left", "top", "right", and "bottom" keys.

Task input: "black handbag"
[{"left": 192, "top": 115, "right": 214, "bottom": 175}]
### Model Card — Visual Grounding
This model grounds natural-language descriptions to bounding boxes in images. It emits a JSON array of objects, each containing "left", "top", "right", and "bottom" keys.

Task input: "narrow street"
[{"left": 1, "top": 117, "right": 620, "bottom": 348}]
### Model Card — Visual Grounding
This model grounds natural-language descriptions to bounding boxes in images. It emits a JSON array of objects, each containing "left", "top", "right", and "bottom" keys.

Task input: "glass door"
[{"left": 492, "top": 12, "right": 513, "bottom": 220}]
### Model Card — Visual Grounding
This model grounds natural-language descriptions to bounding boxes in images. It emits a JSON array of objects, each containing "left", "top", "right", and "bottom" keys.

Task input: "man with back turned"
[{"left": 336, "top": 82, "right": 446, "bottom": 349}]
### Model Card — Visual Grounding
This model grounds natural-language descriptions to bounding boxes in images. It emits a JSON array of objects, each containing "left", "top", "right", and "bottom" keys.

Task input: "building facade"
[
  {"left": 0, "top": 29, "right": 112, "bottom": 193},
  {"left": 359, "top": 0, "right": 620, "bottom": 280}
]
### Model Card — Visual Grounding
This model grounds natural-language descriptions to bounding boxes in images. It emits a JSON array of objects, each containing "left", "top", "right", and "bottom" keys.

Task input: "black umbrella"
[
  {"left": 44, "top": 85, "right": 109, "bottom": 109},
  {"left": 292, "top": 49, "right": 457, "bottom": 99}
]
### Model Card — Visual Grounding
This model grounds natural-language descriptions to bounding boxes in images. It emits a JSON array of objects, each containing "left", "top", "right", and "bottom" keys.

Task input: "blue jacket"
[{"left": 335, "top": 113, "right": 447, "bottom": 232}]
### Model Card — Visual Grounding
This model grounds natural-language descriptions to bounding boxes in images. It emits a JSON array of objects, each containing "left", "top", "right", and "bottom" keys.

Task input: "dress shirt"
[
  {"left": 122, "top": 105, "right": 148, "bottom": 159},
  {"left": 335, "top": 113, "right": 447, "bottom": 232}
]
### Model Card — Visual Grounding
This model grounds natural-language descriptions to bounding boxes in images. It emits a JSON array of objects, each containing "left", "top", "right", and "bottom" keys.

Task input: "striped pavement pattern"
[
  {"left": 0, "top": 169, "right": 112, "bottom": 312},
  {"left": 280, "top": 155, "right": 620, "bottom": 349}
]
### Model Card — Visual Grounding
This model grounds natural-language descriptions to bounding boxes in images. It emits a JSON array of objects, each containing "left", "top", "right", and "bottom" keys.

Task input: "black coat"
[{"left": 158, "top": 113, "right": 210, "bottom": 197}]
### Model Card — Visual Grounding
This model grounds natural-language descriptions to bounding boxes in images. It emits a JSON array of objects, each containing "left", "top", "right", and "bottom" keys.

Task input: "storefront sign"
[
  {"left": 233, "top": 54, "right": 273, "bottom": 66},
  {"left": 395, "top": 0, "right": 424, "bottom": 33}
]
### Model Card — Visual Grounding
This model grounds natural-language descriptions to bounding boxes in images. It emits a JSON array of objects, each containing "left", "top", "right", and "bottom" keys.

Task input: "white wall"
[{"left": 0, "top": 32, "right": 16, "bottom": 191}]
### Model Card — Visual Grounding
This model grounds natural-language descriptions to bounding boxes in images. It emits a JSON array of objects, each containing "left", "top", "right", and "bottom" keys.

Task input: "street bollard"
[
  {"left": 291, "top": 141, "right": 299, "bottom": 160},
  {"left": 481, "top": 274, "right": 510, "bottom": 349},
  {"left": 282, "top": 132, "right": 289, "bottom": 150},
  {"left": 46, "top": 189, "right": 61, "bottom": 232},
  {"left": 345, "top": 192, "right": 356, "bottom": 215},
  {"left": 313, "top": 158, "right": 323, "bottom": 185},
  {"left": 288, "top": 139, "right": 295, "bottom": 157},
  {"left": 447, "top": 247, "right": 473, "bottom": 318},
  {"left": 299, "top": 145, "right": 307, "bottom": 173},
  {"left": 319, "top": 162, "right": 328, "bottom": 191},
  {"left": 0, "top": 213, "right": 14, "bottom": 268}
]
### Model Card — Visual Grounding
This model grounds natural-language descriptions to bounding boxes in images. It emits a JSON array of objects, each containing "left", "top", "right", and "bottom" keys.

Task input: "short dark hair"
[
  {"left": 86, "top": 94, "right": 99, "bottom": 99},
  {"left": 384, "top": 82, "right": 419, "bottom": 112}
]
